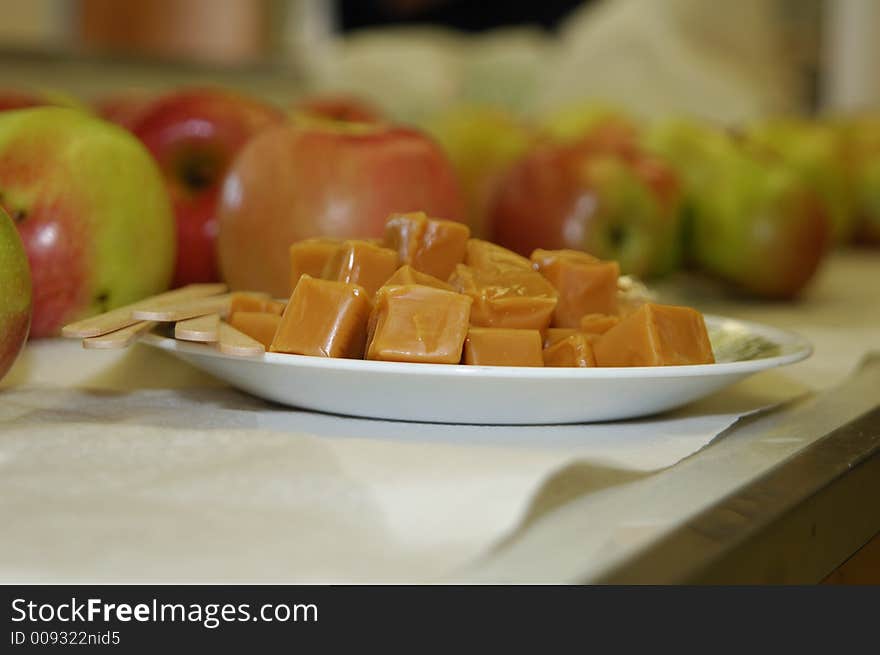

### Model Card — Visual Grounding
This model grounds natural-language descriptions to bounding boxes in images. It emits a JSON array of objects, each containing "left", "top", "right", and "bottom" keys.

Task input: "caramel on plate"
[
  {"left": 543, "top": 333, "right": 597, "bottom": 367},
  {"left": 463, "top": 327, "right": 544, "bottom": 367},
  {"left": 449, "top": 263, "right": 558, "bottom": 331},
  {"left": 366, "top": 284, "right": 472, "bottom": 364},
  {"left": 229, "top": 291, "right": 285, "bottom": 316},
  {"left": 384, "top": 211, "right": 470, "bottom": 280},
  {"left": 288, "top": 238, "right": 343, "bottom": 296},
  {"left": 384, "top": 264, "right": 453, "bottom": 291},
  {"left": 531, "top": 249, "right": 619, "bottom": 327},
  {"left": 323, "top": 239, "right": 399, "bottom": 296},
  {"left": 228, "top": 311, "right": 281, "bottom": 349},
  {"left": 593, "top": 303, "right": 715, "bottom": 367},
  {"left": 271, "top": 275, "right": 371, "bottom": 358}
]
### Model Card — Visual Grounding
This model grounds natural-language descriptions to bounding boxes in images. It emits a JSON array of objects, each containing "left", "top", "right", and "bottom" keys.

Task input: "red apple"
[
  {"left": 489, "top": 137, "right": 683, "bottom": 279},
  {"left": 0, "top": 207, "right": 31, "bottom": 380},
  {"left": 0, "top": 90, "right": 47, "bottom": 112},
  {"left": 217, "top": 121, "right": 466, "bottom": 298},
  {"left": 0, "top": 108, "right": 175, "bottom": 337},
  {"left": 130, "top": 88, "right": 286, "bottom": 286},
  {"left": 292, "top": 93, "right": 384, "bottom": 124}
]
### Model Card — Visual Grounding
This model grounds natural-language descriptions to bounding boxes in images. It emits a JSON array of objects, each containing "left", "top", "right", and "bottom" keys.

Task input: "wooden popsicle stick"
[
  {"left": 131, "top": 294, "right": 232, "bottom": 322},
  {"left": 215, "top": 321, "right": 265, "bottom": 357},
  {"left": 82, "top": 320, "right": 158, "bottom": 349},
  {"left": 62, "top": 283, "right": 228, "bottom": 338},
  {"left": 174, "top": 313, "right": 220, "bottom": 342}
]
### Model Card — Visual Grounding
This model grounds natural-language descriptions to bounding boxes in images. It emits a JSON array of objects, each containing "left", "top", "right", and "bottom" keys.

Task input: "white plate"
[{"left": 140, "top": 315, "right": 811, "bottom": 425}]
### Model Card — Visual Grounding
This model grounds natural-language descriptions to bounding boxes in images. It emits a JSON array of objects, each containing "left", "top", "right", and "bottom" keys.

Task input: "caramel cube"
[
  {"left": 594, "top": 303, "right": 715, "bottom": 367},
  {"left": 543, "top": 333, "right": 597, "bottom": 367},
  {"left": 270, "top": 275, "right": 371, "bottom": 358},
  {"left": 228, "top": 311, "right": 281, "bottom": 349},
  {"left": 366, "top": 284, "right": 472, "bottom": 364},
  {"left": 289, "top": 238, "right": 343, "bottom": 294},
  {"left": 463, "top": 327, "right": 543, "bottom": 367},
  {"left": 579, "top": 313, "right": 620, "bottom": 335},
  {"left": 383, "top": 264, "right": 453, "bottom": 291},
  {"left": 449, "top": 264, "right": 557, "bottom": 330},
  {"left": 229, "top": 292, "right": 284, "bottom": 316},
  {"left": 531, "top": 249, "right": 619, "bottom": 327},
  {"left": 464, "top": 239, "right": 532, "bottom": 272},
  {"left": 542, "top": 327, "right": 581, "bottom": 349},
  {"left": 323, "top": 240, "right": 399, "bottom": 296},
  {"left": 384, "top": 211, "right": 470, "bottom": 280}
]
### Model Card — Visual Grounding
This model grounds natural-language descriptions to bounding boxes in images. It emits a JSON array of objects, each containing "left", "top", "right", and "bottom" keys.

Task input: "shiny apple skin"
[
  {"left": 131, "top": 89, "right": 285, "bottom": 286},
  {"left": 217, "top": 122, "right": 466, "bottom": 298}
]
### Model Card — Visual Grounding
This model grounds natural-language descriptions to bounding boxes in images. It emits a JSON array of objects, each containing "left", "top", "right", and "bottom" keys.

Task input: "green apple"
[
  {"left": 540, "top": 102, "right": 640, "bottom": 148},
  {"left": 747, "top": 119, "right": 856, "bottom": 244},
  {"left": 488, "top": 137, "right": 683, "bottom": 279},
  {"left": 648, "top": 119, "right": 831, "bottom": 299},
  {"left": 840, "top": 116, "right": 880, "bottom": 243},
  {"left": 0, "top": 108, "right": 175, "bottom": 336},
  {"left": 424, "top": 105, "right": 534, "bottom": 238},
  {"left": 0, "top": 207, "right": 30, "bottom": 380}
]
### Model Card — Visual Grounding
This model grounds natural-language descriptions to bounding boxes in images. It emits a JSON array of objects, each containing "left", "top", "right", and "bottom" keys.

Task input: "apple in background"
[
  {"left": 488, "top": 136, "right": 683, "bottom": 279},
  {"left": 0, "top": 90, "right": 48, "bottom": 112},
  {"left": 0, "top": 207, "right": 31, "bottom": 380},
  {"left": 647, "top": 119, "right": 831, "bottom": 299},
  {"left": 839, "top": 116, "right": 880, "bottom": 244},
  {"left": 93, "top": 91, "right": 155, "bottom": 130},
  {"left": 292, "top": 93, "right": 384, "bottom": 124},
  {"left": 424, "top": 105, "right": 534, "bottom": 238},
  {"left": 130, "top": 88, "right": 285, "bottom": 287},
  {"left": 540, "top": 102, "right": 641, "bottom": 149},
  {"left": 746, "top": 118, "right": 856, "bottom": 245},
  {"left": 0, "top": 107, "right": 175, "bottom": 337},
  {"left": 217, "top": 121, "right": 466, "bottom": 298}
]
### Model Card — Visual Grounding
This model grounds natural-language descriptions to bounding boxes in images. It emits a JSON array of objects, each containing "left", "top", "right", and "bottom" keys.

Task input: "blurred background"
[{"left": 0, "top": 0, "right": 876, "bottom": 118}]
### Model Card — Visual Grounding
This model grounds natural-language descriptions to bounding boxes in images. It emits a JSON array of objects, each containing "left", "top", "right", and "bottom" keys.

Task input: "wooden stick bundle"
[{"left": 60, "top": 284, "right": 268, "bottom": 357}]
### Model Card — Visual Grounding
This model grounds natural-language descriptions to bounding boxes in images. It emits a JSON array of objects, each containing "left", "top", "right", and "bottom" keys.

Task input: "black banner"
[{"left": 1, "top": 585, "right": 876, "bottom": 651}]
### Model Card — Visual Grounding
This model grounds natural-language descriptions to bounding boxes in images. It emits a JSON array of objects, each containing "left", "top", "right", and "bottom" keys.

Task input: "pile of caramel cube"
[{"left": 228, "top": 212, "right": 715, "bottom": 367}]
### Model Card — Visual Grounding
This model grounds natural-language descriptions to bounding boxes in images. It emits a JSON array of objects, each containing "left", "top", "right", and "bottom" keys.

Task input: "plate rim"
[{"left": 140, "top": 314, "right": 813, "bottom": 380}]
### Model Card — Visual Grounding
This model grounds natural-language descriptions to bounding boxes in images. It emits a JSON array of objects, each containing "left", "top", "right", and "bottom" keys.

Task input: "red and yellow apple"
[
  {"left": 216, "top": 121, "right": 465, "bottom": 298},
  {"left": 0, "top": 107, "right": 175, "bottom": 337},
  {"left": 131, "top": 88, "right": 285, "bottom": 286},
  {"left": 292, "top": 93, "right": 384, "bottom": 124},
  {"left": 488, "top": 136, "right": 683, "bottom": 279},
  {"left": 747, "top": 118, "right": 856, "bottom": 244},
  {"left": 0, "top": 207, "right": 31, "bottom": 380},
  {"left": 647, "top": 119, "right": 831, "bottom": 299}
]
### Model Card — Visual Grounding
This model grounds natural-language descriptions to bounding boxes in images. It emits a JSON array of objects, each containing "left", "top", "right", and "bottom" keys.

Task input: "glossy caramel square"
[
  {"left": 449, "top": 264, "right": 557, "bottom": 330},
  {"left": 463, "top": 327, "right": 544, "bottom": 367},
  {"left": 594, "top": 303, "right": 715, "bottom": 367},
  {"left": 531, "top": 249, "right": 619, "bottom": 327},
  {"left": 383, "top": 264, "right": 453, "bottom": 291},
  {"left": 542, "top": 333, "right": 597, "bottom": 367},
  {"left": 366, "top": 284, "right": 472, "bottom": 364},
  {"left": 464, "top": 239, "right": 531, "bottom": 272},
  {"left": 229, "top": 292, "right": 285, "bottom": 316},
  {"left": 323, "top": 240, "right": 399, "bottom": 296},
  {"left": 383, "top": 211, "right": 470, "bottom": 280},
  {"left": 289, "top": 238, "right": 343, "bottom": 295},
  {"left": 270, "top": 275, "right": 371, "bottom": 358},
  {"left": 579, "top": 313, "right": 620, "bottom": 335}
]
